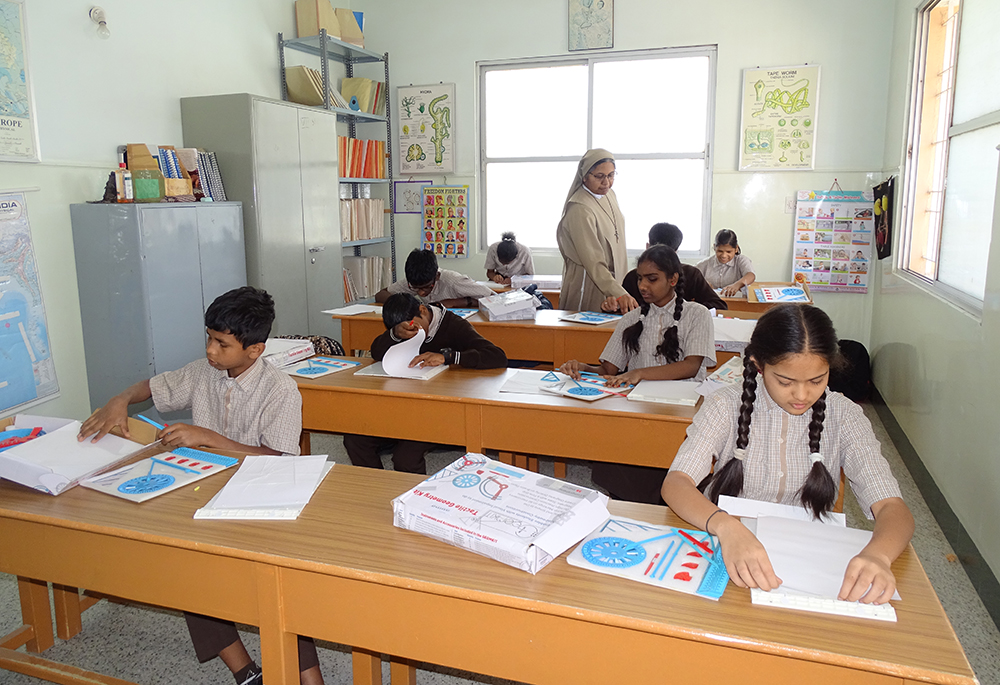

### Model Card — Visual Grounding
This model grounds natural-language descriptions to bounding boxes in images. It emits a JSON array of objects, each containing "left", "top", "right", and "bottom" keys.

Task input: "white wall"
[
  {"left": 357, "top": 0, "right": 896, "bottom": 343},
  {"left": 1, "top": 0, "right": 300, "bottom": 420},
  {"left": 870, "top": 0, "right": 1000, "bottom": 581}
]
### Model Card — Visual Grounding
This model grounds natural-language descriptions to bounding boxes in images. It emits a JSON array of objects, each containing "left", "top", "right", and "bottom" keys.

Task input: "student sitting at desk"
[
  {"left": 614, "top": 222, "right": 726, "bottom": 312},
  {"left": 344, "top": 293, "right": 507, "bottom": 474},
  {"left": 77, "top": 287, "right": 323, "bottom": 685},
  {"left": 376, "top": 247, "right": 493, "bottom": 308},
  {"left": 696, "top": 228, "right": 756, "bottom": 297},
  {"left": 485, "top": 231, "right": 534, "bottom": 285},
  {"left": 662, "top": 304, "right": 913, "bottom": 603},
  {"left": 560, "top": 245, "right": 716, "bottom": 504}
]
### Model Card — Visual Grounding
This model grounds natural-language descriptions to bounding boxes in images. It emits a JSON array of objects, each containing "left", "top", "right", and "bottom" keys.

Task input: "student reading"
[
  {"left": 616, "top": 222, "right": 726, "bottom": 312},
  {"left": 484, "top": 231, "right": 534, "bottom": 285},
  {"left": 662, "top": 304, "right": 914, "bottom": 603},
  {"left": 77, "top": 286, "right": 323, "bottom": 685},
  {"left": 560, "top": 245, "right": 716, "bottom": 504},
  {"left": 343, "top": 293, "right": 507, "bottom": 474},
  {"left": 696, "top": 229, "right": 756, "bottom": 297},
  {"left": 376, "top": 248, "right": 492, "bottom": 307}
]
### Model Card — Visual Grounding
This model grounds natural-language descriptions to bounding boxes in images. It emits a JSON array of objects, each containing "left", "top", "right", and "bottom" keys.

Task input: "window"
[
  {"left": 479, "top": 47, "right": 716, "bottom": 255},
  {"left": 900, "top": 0, "right": 999, "bottom": 306}
]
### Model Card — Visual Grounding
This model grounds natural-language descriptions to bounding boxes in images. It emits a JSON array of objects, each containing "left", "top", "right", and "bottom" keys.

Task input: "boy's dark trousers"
[{"left": 184, "top": 612, "right": 319, "bottom": 669}]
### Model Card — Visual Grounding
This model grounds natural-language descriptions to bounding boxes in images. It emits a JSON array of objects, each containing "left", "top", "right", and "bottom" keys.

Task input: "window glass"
[
  {"left": 951, "top": 0, "right": 1000, "bottom": 124},
  {"left": 485, "top": 161, "right": 578, "bottom": 248},
  {"left": 611, "top": 159, "right": 707, "bottom": 253}
]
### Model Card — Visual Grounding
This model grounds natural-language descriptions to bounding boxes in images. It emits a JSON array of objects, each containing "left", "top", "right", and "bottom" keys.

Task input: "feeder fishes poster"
[
  {"left": 567, "top": 516, "right": 731, "bottom": 600},
  {"left": 739, "top": 65, "right": 820, "bottom": 171}
]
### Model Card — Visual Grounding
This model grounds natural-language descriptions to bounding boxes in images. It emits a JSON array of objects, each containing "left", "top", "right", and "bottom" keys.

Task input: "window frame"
[
  {"left": 898, "top": 0, "right": 997, "bottom": 314},
  {"left": 477, "top": 45, "right": 717, "bottom": 259}
]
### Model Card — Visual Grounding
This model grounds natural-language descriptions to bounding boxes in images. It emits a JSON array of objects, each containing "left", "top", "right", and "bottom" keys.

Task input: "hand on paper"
[
  {"left": 491, "top": 274, "right": 511, "bottom": 285},
  {"left": 392, "top": 320, "right": 422, "bottom": 340},
  {"left": 720, "top": 284, "right": 741, "bottom": 297},
  {"left": 78, "top": 397, "right": 131, "bottom": 443},
  {"left": 559, "top": 359, "right": 591, "bottom": 380},
  {"left": 839, "top": 551, "right": 897, "bottom": 604},
  {"left": 605, "top": 369, "right": 643, "bottom": 387},
  {"left": 158, "top": 423, "right": 217, "bottom": 450},
  {"left": 409, "top": 352, "right": 446, "bottom": 368},
  {"left": 600, "top": 296, "right": 620, "bottom": 312},
  {"left": 715, "top": 514, "right": 783, "bottom": 591}
]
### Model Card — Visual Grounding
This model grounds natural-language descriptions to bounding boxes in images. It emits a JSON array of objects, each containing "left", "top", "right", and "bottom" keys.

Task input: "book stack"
[
  {"left": 339, "top": 198, "right": 385, "bottom": 241},
  {"left": 338, "top": 137, "right": 386, "bottom": 179},
  {"left": 284, "top": 66, "right": 353, "bottom": 109},
  {"left": 343, "top": 255, "right": 388, "bottom": 302},
  {"left": 197, "top": 151, "right": 227, "bottom": 201},
  {"left": 340, "top": 77, "right": 385, "bottom": 115}
]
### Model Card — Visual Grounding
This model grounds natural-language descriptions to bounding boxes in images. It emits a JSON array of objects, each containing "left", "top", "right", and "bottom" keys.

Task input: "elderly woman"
[{"left": 556, "top": 149, "right": 638, "bottom": 313}]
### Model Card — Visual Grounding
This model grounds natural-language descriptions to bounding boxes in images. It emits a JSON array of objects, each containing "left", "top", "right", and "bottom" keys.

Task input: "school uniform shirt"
[
  {"left": 622, "top": 264, "right": 727, "bottom": 311},
  {"left": 670, "top": 382, "right": 902, "bottom": 518},
  {"left": 149, "top": 357, "right": 302, "bottom": 456},
  {"left": 599, "top": 297, "right": 716, "bottom": 381},
  {"left": 386, "top": 268, "right": 494, "bottom": 303},
  {"left": 371, "top": 304, "right": 507, "bottom": 369},
  {"left": 695, "top": 253, "right": 755, "bottom": 293},
  {"left": 484, "top": 240, "right": 535, "bottom": 278}
]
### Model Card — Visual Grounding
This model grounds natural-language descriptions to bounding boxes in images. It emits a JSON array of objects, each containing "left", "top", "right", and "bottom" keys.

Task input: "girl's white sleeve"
[{"left": 670, "top": 389, "right": 735, "bottom": 485}]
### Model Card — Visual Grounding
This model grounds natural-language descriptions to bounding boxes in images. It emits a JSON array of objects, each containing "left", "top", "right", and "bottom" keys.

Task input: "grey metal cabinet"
[
  {"left": 180, "top": 94, "right": 343, "bottom": 340},
  {"left": 70, "top": 202, "right": 246, "bottom": 413}
]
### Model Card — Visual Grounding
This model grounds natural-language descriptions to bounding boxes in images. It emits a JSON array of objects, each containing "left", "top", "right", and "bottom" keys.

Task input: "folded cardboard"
[
  {"left": 295, "top": 0, "right": 340, "bottom": 38},
  {"left": 392, "top": 454, "right": 610, "bottom": 574}
]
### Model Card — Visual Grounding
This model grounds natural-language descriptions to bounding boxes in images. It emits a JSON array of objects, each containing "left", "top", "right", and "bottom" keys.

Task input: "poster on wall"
[
  {"left": 792, "top": 190, "right": 874, "bottom": 294},
  {"left": 872, "top": 176, "right": 895, "bottom": 260},
  {"left": 398, "top": 83, "right": 455, "bottom": 174},
  {"left": 0, "top": 192, "right": 60, "bottom": 415},
  {"left": 0, "top": 1, "right": 40, "bottom": 162},
  {"left": 568, "top": 0, "right": 613, "bottom": 51},
  {"left": 739, "top": 65, "right": 819, "bottom": 171},
  {"left": 393, "top": 179, "right": 432, "bottom": 214},
  {"left": 421, "top": 185, "right": 469, "bottom": 259}
]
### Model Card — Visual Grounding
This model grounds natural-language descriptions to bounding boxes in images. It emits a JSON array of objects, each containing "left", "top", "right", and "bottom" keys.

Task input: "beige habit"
[{"left": 556, "top": 149, "right": 629, "bottom": 311}]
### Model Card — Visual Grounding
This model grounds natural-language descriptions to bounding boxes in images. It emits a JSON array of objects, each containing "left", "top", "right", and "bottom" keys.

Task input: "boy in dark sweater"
[
  {"left": 344, "top": 293, "right": 507, "bottom": 473},
  {"left": 619, "top": 223, "right": 727, "bottom": 312}
]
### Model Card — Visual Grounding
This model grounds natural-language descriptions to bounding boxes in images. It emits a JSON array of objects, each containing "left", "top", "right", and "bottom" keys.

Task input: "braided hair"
[
  {"left": 622, "top": 245, "right": 685, "bottom": 363},
  {"left": 706, "top": 304, "right": 843, "bottom": 519}
]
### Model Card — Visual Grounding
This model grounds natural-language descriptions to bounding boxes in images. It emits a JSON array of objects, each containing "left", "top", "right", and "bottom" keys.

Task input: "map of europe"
[
  {"left": 0, "top": 194, "right": 59, "bottom": 414},
  {"left": 0, "top": 1, "right": 28, "bottom": 119}
]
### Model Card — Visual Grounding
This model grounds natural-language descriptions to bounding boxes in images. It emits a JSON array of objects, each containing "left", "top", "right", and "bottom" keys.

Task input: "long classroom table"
[
  {"left": 0, "top": 466, "right": 976, "bottom": 685},
  {"left": 295, "top": 359, "right": 696, "bottom": 470}
]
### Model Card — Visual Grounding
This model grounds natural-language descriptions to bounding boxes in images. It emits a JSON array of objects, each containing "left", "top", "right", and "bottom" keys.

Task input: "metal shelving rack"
[{"left": 278, "top": 29, "right": 396, "bottom": 298}]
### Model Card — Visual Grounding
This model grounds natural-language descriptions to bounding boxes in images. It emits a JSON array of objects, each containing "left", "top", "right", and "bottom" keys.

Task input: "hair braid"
[
  {"left": 797, "top": 391, "right": 837, "bottom": 518},
  {"left": 656, "top": 269, "right": 685, "bottom": 362},
  {"left": 707, "top": 354, "right": 757, "bottom": 503},
  {"left": 622, "top": 303, "right": 650, "bottom": 356}
]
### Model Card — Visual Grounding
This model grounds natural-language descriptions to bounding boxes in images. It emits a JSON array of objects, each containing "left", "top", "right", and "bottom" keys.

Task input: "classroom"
[{"left": 1, "top": 0, "right": 998, "bottom": 684}]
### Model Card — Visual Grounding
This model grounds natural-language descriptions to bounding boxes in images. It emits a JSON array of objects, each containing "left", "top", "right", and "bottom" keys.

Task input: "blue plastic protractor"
[
  {"left": 295, "top": 366, "right": 327, "bottom": 375},
  {"left": 582, "top": 537, "right": 647, "bottom": 568},
  {"left": 118, "top": 473, "right": 175, "bottom": 495},
  {"left": 567, "top": 385, "right": 603, "bottom": 397}
]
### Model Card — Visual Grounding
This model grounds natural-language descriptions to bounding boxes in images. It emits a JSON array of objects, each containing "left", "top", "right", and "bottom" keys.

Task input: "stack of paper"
[
  {"left": 342, "top": 255, "right": 389, "bottom": 300},
  {"left": 354, "top": 328, "right": 448, "bottom": 380},
  {"left": 340, "top": 77, "right": 385, "bottom": 115},
  {"left": 262, "top": 338, "right": 315, "bottom": 368},
  {"left": 339, "top": 198, "right": 385, "bottom": 241},
  {"left": 627, "top": 380, "right": 701, "bottom": 406},
  {"left": 478, "top": 289, "right": 536, "bottom": 321},
  {"left": 337, "top": 136, "right": 387, "bottom": 179},
  {"left": 511, "top": 274, "right": 562, "bottom": 290},
  {"left": 285, "top": 66, "right": 352, "bottom": 109},
  {"left": 195, "top": 455, "right": 332, "bottom": 520},
  {"left": 714, "top": 317, "right": 757, "bottom": 352},
  {"left": 322, "top": 304, "right": 382, "bottom": 316},
  {"left": 559, "top": 312, "right": 621, "bottom": 325}
]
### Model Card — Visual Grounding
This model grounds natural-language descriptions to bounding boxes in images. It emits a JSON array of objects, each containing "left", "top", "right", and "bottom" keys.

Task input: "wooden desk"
[
  {"left": 333, "top": 309, "right": 616, "bottom": 367},
  {"left": 295, "top": 360, "right": 696, "bottom": 470},
  {"left": 723, "top": 281, "right": 813, "bottom": 313},
  {"left": 0, "top": 467, "right": 976, "bottom": 685}
]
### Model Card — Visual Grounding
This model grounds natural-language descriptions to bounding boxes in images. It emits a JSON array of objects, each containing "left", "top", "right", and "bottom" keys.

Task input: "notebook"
[
  {"left": 626, "top": 380, "right": 701, "bottom": 406},
  {"left": 194, "top": 458, "right": 333, "bottom": 520},
  {"left": 558, "top": 311, "right": 622, "bottom": 325},
  {"left": 81, "top": 448, "right": 239, "bottom": 503},
  {"left": 354, "top": 361, "right": 448, "bottom": 381}
]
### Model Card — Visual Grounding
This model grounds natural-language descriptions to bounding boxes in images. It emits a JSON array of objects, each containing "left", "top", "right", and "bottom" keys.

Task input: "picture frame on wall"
[
  {"left": 393, "top": 180, "right": 432, "bottom": 214},
  {"left": 568, "top": 0, "right": 614, "bottom": 51}
]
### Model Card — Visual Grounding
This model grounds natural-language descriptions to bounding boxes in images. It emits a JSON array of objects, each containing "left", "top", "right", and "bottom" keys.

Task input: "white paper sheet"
[
  {"left": 755, "top": 516, "right": 899, "bottom": 599},
  {"left": 195, "top": 463, "right": 334, "bottom": 520},
  {"left": 13, "top": 415, "right": 75, "bottom": 434},
  {"left": 381, "top": 328, "right": 440, "bottom": 378},
  {"left": 212, "top": 454, "right": 329, "bottom": 509},
  {"left": 322, "top": 304, "right": 382, "bottom": 315},
  {"left": 499, "top": 370, "right": 569, "bottom": 395},
  {"left": 718, "top": 495, "right": 846, "bottom": 526}
]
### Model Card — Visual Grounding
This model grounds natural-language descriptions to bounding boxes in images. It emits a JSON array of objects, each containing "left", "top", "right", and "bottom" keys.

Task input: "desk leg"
[
  {"left": 16, "top": 577, "right": 53, "bottom": 653},
  {"left": 299, "top": 431, "right": 312, "bottom": 455},
  {"left": 256, "top": 566, "right": 298, "bottom": 685},
  {"left": 498, "top": 452, "right": 513, "bottom": 465},
  {"left": 52, "top": 584, "right": 83, "bottom": 640},
  {"left": 389, "top": 657, "right": 416, "bottom": 685},
  {"left": 351, "top": 648, "right": 381, "bottom": 685},
  {"left": 527, "top": 456, "right": 539, "bottom": 472},
  {"left": 553, "top": 460, "right": 567, "bottom": 479}
]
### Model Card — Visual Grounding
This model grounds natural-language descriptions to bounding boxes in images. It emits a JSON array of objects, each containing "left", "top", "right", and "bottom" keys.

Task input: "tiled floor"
[{"left": 1, "top": 404, "right": 998, "bottom": 684}]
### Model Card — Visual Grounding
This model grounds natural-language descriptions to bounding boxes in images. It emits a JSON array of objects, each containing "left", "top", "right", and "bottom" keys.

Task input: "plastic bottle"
[{"left": 117, "top": 163, "right": 134, "bottom": 203}]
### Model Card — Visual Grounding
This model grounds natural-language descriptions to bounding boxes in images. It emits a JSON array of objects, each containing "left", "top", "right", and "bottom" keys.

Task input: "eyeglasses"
[{"left": 587, "top": 171, "right": 616, "bottom": 182}]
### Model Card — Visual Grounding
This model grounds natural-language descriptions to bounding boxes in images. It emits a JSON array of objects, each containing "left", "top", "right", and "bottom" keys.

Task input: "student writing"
[
  {"left": 485, "top": 231, "right": 534, "bottom": 285},
  {"left": 696, "top": 229, "right": 756, "bottom": 297},
  {"left": 343, "top": 293, "right": 507, "bottom": 474},
  {"left": 376, "top": 248, "right": 493, "bottom": 307},
  {"left": 615, "top": 222, "right": 726, "bottom": 312},
  {"left": 662, "top": 304, "right": 914, "bottom": 603},
  {"left": 561, "top": 246, "right": 716, "bottom": 504},
  {"left": 77, "top": 287, "right": 323, "bottom": 685}
]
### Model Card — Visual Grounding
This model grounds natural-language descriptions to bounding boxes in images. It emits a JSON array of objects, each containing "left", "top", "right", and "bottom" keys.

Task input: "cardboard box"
[
  {"left": 392, "top": 454, "right": 610, "bottom": 574},
  {"left": 295, "top": 0, "right": 340, "bottom": 39},
  {"left": 478, "top": 289, "right": 537, "bottom": 321},
  {"left": 713, "top": 316, "right": 756, "bottom": 353},
  {"left": 334, "top": 8, "right": 363, "bottom": 47},
  {"left": 158, "top": 145, "right": 193, "bottom": 197}
]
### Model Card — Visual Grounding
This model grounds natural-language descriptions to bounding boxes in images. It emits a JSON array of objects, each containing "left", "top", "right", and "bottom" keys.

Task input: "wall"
[
  {"left": 1, "top": 0, "right": 299, "bottom": 420},
  {"left": 869, "top": 0, "right": 1000, "bottom": 580},
  {"left": 357, "top": 0, "right": 896, "bottom": 343}
]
